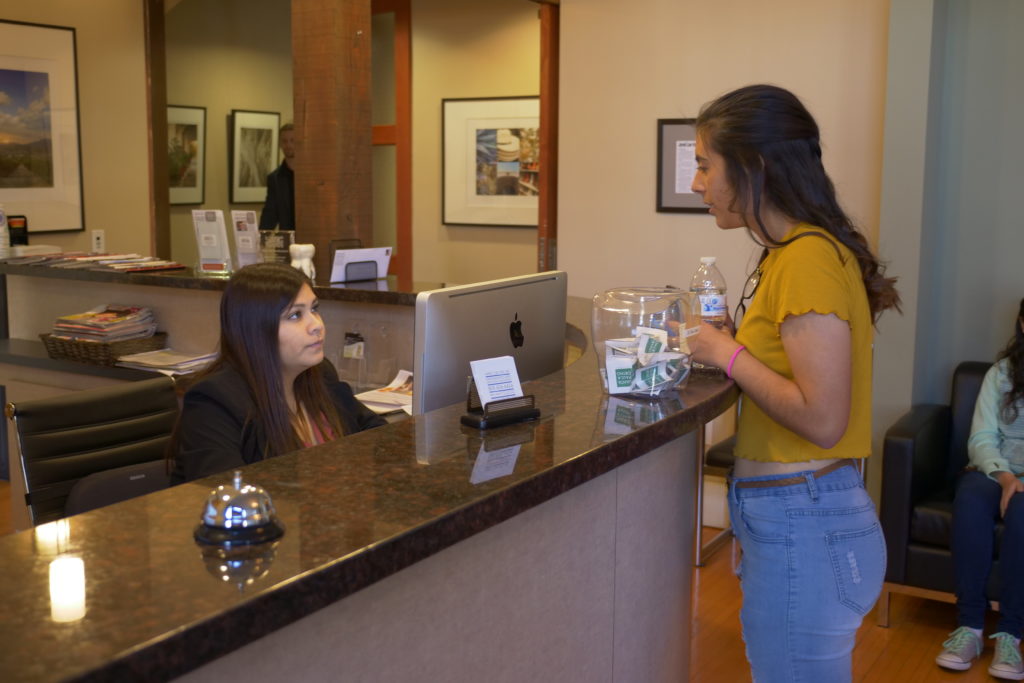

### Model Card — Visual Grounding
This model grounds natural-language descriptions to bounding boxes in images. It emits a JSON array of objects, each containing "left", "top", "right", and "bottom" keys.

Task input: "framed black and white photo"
[
  {"left": 167, "top": 105, "right": 206, "bottom": 205},
  {"left": 0, "top": 20, "right": 84, "bottom": 233},
  {"left": 656, "top": 118, "right": 708, "bottom": 213},
  {"left": 442, "top": 96, "right": 539, "bottom": 227},
  {"left": 230, "top": 109, "right": 279, "bottom": 204}
]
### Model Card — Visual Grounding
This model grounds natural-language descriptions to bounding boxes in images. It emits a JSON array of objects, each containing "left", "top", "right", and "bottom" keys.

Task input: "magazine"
[{"left": 52, "top": 304, "right": 157, "bottom": 342}]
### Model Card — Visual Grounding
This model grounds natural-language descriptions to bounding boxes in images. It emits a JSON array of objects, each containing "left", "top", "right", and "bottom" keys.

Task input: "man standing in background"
[{"left": 259, "top": 123, "right": 296, "bottom": 230}]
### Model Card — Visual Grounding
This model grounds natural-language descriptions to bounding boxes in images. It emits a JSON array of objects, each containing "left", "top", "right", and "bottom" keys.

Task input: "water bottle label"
[{"left": 698, "top": 293, "right": 727, "bottom": 317}]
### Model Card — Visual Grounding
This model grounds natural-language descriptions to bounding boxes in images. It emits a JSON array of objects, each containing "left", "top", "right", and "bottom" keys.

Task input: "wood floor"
[{"left": 692, "top": 528, "right": 1006, "bottom": 682}]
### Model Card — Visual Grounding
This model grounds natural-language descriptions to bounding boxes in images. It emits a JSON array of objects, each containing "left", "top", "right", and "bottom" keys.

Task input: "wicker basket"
[{"left": 39, "top": 332, "right": 168, "bottom": 367}]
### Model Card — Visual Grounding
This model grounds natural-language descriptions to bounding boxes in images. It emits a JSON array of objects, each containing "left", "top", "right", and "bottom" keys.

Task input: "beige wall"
[
  {"left": 165, "top": 0, "right": 292, "bottom": 268},
  {"left": 559, "top": 0, "right": 890, "bottom": 305},
  {"left": 0, "top": 0, "right": 152, "bottom": 255},
  {"left": 411, "top": 0, "right": 540, "bottom": 286}
]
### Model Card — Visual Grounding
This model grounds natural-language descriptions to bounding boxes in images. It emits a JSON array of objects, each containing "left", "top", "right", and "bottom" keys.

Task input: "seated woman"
[
  {"left": 170, "top": 262, "right": 386, "bottom": 483},
  {"left": 937, "top": 297, "right": 1024, "bottom": 680}
]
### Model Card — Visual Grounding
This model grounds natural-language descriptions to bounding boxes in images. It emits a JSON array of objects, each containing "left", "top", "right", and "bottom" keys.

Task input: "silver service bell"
[{"left": 193, "top": 470, "right": 285, "bottom": 546}]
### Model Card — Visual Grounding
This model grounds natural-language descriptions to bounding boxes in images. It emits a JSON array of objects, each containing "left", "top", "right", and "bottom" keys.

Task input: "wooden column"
[
  {"left": 292, "top": 0, "right": 373, "bottom": 281},
  {"left": 537, "top": 1, "right": 559, "bottom": 271},
  {"left": 144, "top": 0, "right": 170, "bottom": 258}
]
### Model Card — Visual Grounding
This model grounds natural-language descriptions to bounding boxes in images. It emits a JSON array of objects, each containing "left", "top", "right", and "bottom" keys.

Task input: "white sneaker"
[
  {"left": 989, "top": 632, "right": 1024, "bottom": 681},
  {"left": 936, "top": 626, "right": 983, "bottom": 671}
]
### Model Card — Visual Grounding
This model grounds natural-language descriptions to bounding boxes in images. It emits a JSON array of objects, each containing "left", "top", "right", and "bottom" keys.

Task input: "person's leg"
[
  {"left": 728, "top": 482, "right": 794, "bottom": 680},
  {"left": 996, "top": 491, "right": 1024, "bottom": 637},
  {"left": 937, "top": 470, "right": 1000, "bottom": 671},
  {"left": 952, "top": 470, "right": 1001, "bottom": 629},
  {"left": 784, "top": 468, "right": 884, "bottom": 682},
  {"left": 729, "top": 465, "right": 883, "bottom": 682},
  {"left": 988, "top": 490, "right": 1024, "bottom": 680}
]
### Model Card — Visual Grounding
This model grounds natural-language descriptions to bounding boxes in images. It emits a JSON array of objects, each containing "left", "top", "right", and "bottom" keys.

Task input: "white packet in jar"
[
  {"left": 635, "top": 326, "right": 668, "bottom": 365},
  {"left": 646, "top": 351, "right": 687, "bottom": 372},
  {"left": 605, "top": 337, "right": 639, "bottom": 358},
  {"left": 605, "top": 350, "right": 638, "bottom": 394},
  {"left": 633, "top": 361, "right": 673, "bottom": 391}
]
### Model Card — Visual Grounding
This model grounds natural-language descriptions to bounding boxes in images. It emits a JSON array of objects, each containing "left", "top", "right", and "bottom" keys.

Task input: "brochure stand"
[{"left": 460, "top": 377, "right": 540, "bottom": 430}]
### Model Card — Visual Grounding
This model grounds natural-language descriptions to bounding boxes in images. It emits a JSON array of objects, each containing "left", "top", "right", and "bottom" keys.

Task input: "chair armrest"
[{"left": 879, "top": 403, "right": 951, "bottom": 583}]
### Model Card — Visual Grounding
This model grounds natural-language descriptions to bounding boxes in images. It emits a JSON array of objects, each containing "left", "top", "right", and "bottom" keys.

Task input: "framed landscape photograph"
[
  {"left": 167, "top": 105, "right": 206, "bottom": 205},
  {"left": 442, "top": 96, "right": 539, "bottom": 227},
  {"left": 0, "top": 20, "right": 84, "bottom": 233},
  {"left": 656, "top": 118, "right": 708, "bottom": 213},
  {"left": 230, "top": 109, "right": 279, "bottom": 204}
]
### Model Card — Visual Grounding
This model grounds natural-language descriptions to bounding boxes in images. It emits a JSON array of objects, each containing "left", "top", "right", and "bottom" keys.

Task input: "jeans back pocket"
[{"left": 826, "top": 522, "right": 886, "bottom": 615}]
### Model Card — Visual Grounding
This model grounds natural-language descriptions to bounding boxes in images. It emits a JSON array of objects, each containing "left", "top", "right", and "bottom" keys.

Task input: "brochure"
[{"left": 355, "top": 369, "right": 414, "bottom": 415}]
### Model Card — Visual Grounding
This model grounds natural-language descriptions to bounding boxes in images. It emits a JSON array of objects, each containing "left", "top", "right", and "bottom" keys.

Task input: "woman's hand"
[
  {"left": 996, "top": 470, "right": 1024, "bottom": 517},
  {"left": 688, "top": 322, "right": 741, "bottom": 369}
]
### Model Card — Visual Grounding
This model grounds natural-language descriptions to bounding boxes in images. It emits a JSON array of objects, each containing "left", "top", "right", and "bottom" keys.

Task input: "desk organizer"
[
  {"left": 460, "top": 377, "right": 540, "bottom": 430},
  {"left": 39, "top": 332, "right": 167, "bottom": 367}
]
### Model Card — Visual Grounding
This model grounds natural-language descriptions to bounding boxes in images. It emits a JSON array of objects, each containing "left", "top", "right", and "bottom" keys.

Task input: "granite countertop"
[
  {"left": 0, "top": 263, "right": 442, "bottom": 306},
  {"left": 0, "top": 299, "right": 737, "bottom": 682}
]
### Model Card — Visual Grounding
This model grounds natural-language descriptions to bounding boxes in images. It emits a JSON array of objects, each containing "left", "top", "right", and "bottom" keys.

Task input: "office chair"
[{"left": 5, "top": 376, "right": 179, "bottom": 525}]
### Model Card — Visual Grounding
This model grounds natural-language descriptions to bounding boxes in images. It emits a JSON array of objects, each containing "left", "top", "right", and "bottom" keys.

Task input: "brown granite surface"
[
  {"left": 0, "top": 297, "right": 737, "bottom": 682},
  {"left": 0, "top": 264, "right": 439, "bottom": 306}
]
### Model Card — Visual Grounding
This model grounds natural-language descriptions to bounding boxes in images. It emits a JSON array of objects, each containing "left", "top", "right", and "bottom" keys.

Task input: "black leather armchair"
[
  {"left": 6, "top": 377, "right": 178, "bottom": 525},
  {"left": 878, "top": 360, "right": 994, "bottom": 626}
]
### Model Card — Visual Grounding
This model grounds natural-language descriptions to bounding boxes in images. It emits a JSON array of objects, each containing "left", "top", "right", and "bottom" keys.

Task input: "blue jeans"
[
  {"left": 952, "top": 470, "right": 1024, "bottom": 637},
  {"left": 728, "top": 463, "right": 885, "bottom": 683}
]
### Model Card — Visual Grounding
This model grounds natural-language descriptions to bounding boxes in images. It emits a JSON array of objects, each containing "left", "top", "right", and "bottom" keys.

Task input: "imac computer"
[{"left": 412, "top": 271, "right": 568, "bottom": 415}]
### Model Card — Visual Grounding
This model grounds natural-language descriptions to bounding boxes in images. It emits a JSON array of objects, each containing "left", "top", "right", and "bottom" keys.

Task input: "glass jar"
[{"left": 591, "top": 287, "right": 699, "bottom": 398}]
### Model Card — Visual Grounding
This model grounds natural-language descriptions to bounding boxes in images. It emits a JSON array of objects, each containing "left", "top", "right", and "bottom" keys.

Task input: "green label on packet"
[{"left": 614, "top": 367, "right": 635, "bottom": 387}]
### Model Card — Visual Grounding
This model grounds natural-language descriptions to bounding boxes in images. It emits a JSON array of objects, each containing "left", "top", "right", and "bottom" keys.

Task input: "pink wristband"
[{"left": 726, "top": 345, "right": 746, "bottom": 379}]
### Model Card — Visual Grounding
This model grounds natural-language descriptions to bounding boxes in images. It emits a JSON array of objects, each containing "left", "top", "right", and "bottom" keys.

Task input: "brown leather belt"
[{"left": 733, "top": 459, "right": 858, "bottom": 489}]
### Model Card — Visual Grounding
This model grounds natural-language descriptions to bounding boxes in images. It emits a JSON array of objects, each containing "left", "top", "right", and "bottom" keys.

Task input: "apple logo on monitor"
[{"left": 510, "top": 313, "right": 525, "bottom": 348}]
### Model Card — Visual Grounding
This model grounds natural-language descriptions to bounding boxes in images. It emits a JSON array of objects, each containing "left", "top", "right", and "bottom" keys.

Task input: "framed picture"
[
  {"left": 229, "top": 109, "right": 280, "bottom": 204},
  {"left": 656, "top": 118, "right": 708, "bottom": 213},
  {"left": 442, "top": 96, "right": 539, "bottom": 227},
  {"left": 167, "top": 105, "right": 206, "bottom": 205},
  {"left": 0, "top": 20, "right": 84, "bottom": 233}
]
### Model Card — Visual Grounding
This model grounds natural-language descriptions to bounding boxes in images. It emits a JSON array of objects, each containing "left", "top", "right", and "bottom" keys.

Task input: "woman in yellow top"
[{"left": 689, "top": 84, "right": 900, "bottom": 682}]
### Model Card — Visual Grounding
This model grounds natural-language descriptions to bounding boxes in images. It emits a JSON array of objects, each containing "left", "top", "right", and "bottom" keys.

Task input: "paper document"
[
  {"left": 116, "top": 348, "right": 217, "bottom": 375},
  {"left": 355, "top": 369, "right": 414, "bottom": 415},
  {"left": 469, "top": 355, "right": 524, "bottom": 407}
]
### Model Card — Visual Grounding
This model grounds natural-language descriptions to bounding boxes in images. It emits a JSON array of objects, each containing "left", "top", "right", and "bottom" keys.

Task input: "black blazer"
[
  {"left": 172, "top": 361, "right": 385, "bottom": 483},
  {"left": 258, "top": 162, "right": 295, "bottom": 230}
]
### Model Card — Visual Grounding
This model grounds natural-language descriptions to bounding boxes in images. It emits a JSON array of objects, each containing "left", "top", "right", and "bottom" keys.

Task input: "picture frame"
[
  {"left": 167, "top": 105, "right": 206, "bottom": 205},
  {"left": 442, "top": 96, "right": 539, "bottom": 227},
  {"left": 0, "top": 20, "right": 85, "bottom": 233},
  {"left": 229, "top": 109, "right": 280, "bottom": 204},
  {"left": 656, "top": 118, "right": 708, "bottom": 213}
]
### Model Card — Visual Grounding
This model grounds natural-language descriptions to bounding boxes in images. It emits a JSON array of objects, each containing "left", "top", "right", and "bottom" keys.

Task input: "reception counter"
[
  {"left": 0, "top": 271, "right": 738, "bottom": 681},
  {"left": 0, "top": 264, "right": 435, "bottom": 529}
]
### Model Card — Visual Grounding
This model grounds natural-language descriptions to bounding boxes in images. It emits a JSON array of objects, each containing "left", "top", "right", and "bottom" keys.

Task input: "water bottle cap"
[{"left": 700, "top": 256, "right": 716, "bottom": 265}]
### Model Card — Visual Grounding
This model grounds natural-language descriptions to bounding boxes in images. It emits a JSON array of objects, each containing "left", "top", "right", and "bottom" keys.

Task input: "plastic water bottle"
[
  {"left": 0, "top": 204, "right": 9, "bottom": 260},
  {"left": 689, "top": 256, "right": 728, "bottom": 328}
]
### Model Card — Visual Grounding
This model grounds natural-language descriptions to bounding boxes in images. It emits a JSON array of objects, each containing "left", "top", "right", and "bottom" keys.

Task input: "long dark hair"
[
  {"left": 998, "top": 298, "right": 1024, "bottom": 423},
  {"left": 175, "top": 263, "right": 345, "bottom": 463},
  {"left": 696, "top": 84, "right": 900, "bottom": 322}
]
